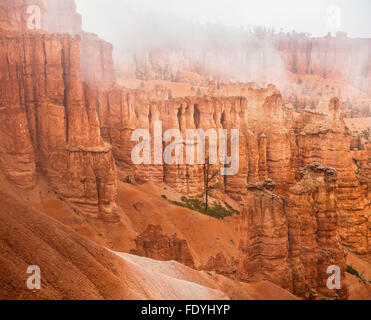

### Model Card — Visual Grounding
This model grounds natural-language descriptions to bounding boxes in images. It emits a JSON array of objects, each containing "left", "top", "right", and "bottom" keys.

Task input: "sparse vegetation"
[
  {"left": 202, "top": 157, "right": 220, "bottom": 212},
  {"left": 346, "top": 265, "right": 367, "bottom": 283},
  {"left": 168, "top": 196, "right": 239, "bottom": 220},
  {"left": 161, "top": 194, "right": 167, "bottom": 200},
  {"left": 124, "top": 176, "right": 133, "bottom": 184}
]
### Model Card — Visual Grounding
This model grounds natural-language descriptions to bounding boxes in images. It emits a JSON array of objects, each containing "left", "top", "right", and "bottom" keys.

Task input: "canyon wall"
[
  {"left": 0, "top": 0, "right": 45, "bottom": 34},
  {"left": 117, "top": 31, "right": 371, "bottom": 84},
  {"left": 0, "top": 2, "right": 119, "bottom": 222},
  {"left": 43, "top": 0, "right": 116, "bottom": 87},
  {"left": 0, "top": 0, "right": 369, "bottom": 300},
  {"left": 238, "top": 164, "right": 349, "bottom": 300},
  {"left": 292, "top": 101, "right": 370, "bottom": 255},
  {"left": 96, "top": 83, "right": 369, "bottom": 257}
]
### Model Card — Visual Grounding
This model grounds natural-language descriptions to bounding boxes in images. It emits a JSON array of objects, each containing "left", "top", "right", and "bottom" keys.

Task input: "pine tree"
[{"left": 203, "top": 157, "right": 220, "bottom": 212}]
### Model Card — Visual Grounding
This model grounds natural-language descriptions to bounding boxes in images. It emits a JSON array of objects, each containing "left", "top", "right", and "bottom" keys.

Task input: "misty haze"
[{"left": 0, "top": 0, "right": 370, "bottom": 303}]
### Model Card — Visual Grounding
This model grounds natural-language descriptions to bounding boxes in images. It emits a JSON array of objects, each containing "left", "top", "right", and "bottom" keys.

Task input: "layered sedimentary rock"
[
  {"left": 43, "top": 0, "right": 116, "bottom": 87},
  {"left": 352, "top": 144, "right": 371, "bottom": 201},
  {"left": 95, "top": 81, "right": 369, "bottom": 258},
  {"left": 200, "top": 253, "right": 238, "bottom": 279},
  {"left": 292, "top": 100, "right": 370, "bottom": 255},
  {"left": 102, "top": 84, "right": 294, "bottom": 198},
  {"left": 99, "top": 91, "right": 258, "bottom": 199},
  {"left": 286, "top": 163, "right": 348, "bottom": 299},
  {"left": 1, "top": 0, "right": 369, "bottom": 291},
  {"left": 238, "top": 180, "right": 292, "bottom": 290},
  {"left": 0, "top": 0, "right": 45, "bottom": 34},
  {"left": 238, "top": 164, "right": 349, "bottom": 299},
  {"left": 117, "top": 30, "right": 371, "bottom": 118},
  {"left": 118, "top": 31, "right": 371, "bottom": 82},
  {"left": 0, "top": 1, "right": 119, "bottom": 222},
  {"left": 43, "top": 0, "right": 81, "bottom": 35},
  {"left": 130, "top": 225, "right": 195, "bottom": 268}
]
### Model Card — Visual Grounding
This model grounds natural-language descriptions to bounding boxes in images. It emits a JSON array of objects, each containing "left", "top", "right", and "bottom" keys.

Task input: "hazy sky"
[{"left": 75, "top": 0, "right": 371, "bottom": 40}]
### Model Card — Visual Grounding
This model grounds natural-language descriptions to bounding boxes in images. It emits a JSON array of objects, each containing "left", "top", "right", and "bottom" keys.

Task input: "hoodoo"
[{"left": 0, "top": 0, "right": 370, "bottom": 301}]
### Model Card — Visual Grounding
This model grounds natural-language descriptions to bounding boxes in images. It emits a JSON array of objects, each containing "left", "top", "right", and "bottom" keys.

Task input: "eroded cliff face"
[
  {"left": 118, "top": 32, "right": 371, "bottom": 82},
  {"left": 238, "top": 164, "right": 349, "bottom": 300},
  {"left": 0, "top": 0, "right": 369, "bottom": 300},
  {"left": 43, "top": 0, "right": 81, "bottom": 35},
  {"left": 0, "top": 0, "right": 45, "bottom": 34},
  {"left": 43, "top": 0, "right": 116, "bottom": 87},
  {"left": 238, "top": 180, "right": 292, "bottom": 290},
  {"left": 286, "top": 163, "right": 348, "bottom": 299},
  {"left": 94, "top": 82, "right": 369, "bottom": 256},
  {"left": 292, "top": 100, "right": 370, "bottom": 255},
  {"left": 0, "top": 2, "right": 119, "bottom": 222},
  {"left": 97, "top": 84, "right": 291, "bottom": 201}
]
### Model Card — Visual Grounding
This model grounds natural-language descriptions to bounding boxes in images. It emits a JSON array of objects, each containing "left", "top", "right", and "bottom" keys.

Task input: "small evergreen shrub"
[
  {"left": 346, "top": 265, "right": 367, "bottom": 282},
  {"left": 168, "top": 196, "right": 240, "bottom": 220},
  {"left": 124, "top": 176, "right": 132, "bottom": 184}
]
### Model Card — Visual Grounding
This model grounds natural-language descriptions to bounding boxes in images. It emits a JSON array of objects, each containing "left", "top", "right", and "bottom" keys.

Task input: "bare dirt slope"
[
  {"left": 0, "top": 189, "right": 230, "bottom": 300},
  {"left": 0, "top": 182, "right": 300, "bottom": 300}
]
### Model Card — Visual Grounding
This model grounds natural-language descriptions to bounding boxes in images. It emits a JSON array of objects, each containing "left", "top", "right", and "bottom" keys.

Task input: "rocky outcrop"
[
  {"left": 96, "top": 83, "right": 369, "bottom": 257},
  {"left": 43, "top": 0, "right": 81, "bottom": 35},
  {"left": 130, "top": 225, "right": 195, "bottom": 268},
  {"left": 118, "top": 31, "right": 371, "bottom": 82},
  {"left": 238, "top": 164, "right": 349, "bottom": 300},
  {"left": 43, "top": 0, "right": 116, "bottom": 87},
  {"left": 200, "top": 253, "right": 238, "bottom": 279},
  {"left": 286, "top": 163, "right": 348, "bottom": 299},
  {"left": 238, "top": 180, "right": 291, "bottom": 290},
  {"left": 292, "top": 102, "right": 370, "bottom": 255},
  {"left": 99, "top": 85, "right": 285, "bottom": 201},
  {"left": 0, "top": 0, "right": 45, "bottom": 34},
  {"left": 0, "top": 6, "right": 119, "bottom": 222}
]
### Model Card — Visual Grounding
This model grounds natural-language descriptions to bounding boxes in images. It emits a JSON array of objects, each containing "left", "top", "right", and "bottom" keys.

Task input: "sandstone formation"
[
  {"left": 118, "top": 31, "right": 371, "bottom": 82},
  {"left": 0, "top": 0, "right": 370, "bottom": 301},
  {"left": 0, "top": 1, "right": 119, "bottom": 222},
  {"left": 42, "top": 0, "right": 116, "bottom": 87},
  {"left": 117, "top": 30, "right": 371, "bottom": 118},
  {"left": 238, "top": 180, "right": 291, "bottom": 290},
  {"left": 74, "top": 81, "right": 370, "bottom": 258},
  {"left": 286, "top": 163, "right": 348, "bottom": 299},
  {"left": 292, "top": 102, "right": 370, "bottom": 255},
  {"left": 43, "top": 0, "right": 81, "bottom": 35},
  {"left": 238, "top": 164, "right": 349, "bottom": 300},
  {"left": 0, "top": 0, "right": 45, "bottom": 34},
  {"left": 200, "top": 253, "right": 238, "bottom": 279},
  {"left": 130, "top": 225, "right": 195, "bottom": 268}
]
